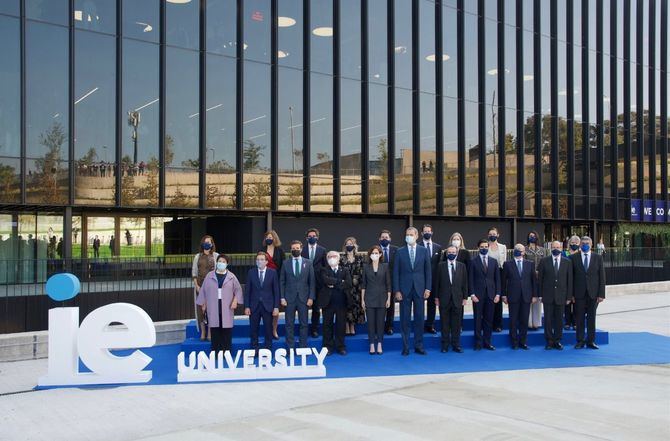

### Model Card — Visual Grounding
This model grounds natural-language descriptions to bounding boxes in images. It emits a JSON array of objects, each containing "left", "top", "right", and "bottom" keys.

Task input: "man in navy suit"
[
  {"left": 469, "top": 239, "right": 501, "bottom": 350},
  {"left": 501, "top": 244, "right": 537, "bottom": 350},
  {"left": 245, "top": 252, "right": 280, "bottom": 354},
  {"left": 302, "top": 228, "right": 327, "bottom": 338},
  {"left": 417, "top": 224, "right": 442, "bottom": 334},
  {"left": 379, "top": 229, "right": 399, "bottom": 335},
  {"left": 392, "top": 227, "right": 432, "bottom": 355}
]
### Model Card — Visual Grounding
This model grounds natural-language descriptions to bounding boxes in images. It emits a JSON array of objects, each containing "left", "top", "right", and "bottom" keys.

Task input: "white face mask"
[
  {"left": 452, "top": 239, "right": 461, "bottom": 248},
  {"left": 370, "top": 253, "right": 380, "bottom": 261},
  {"left": 405, "top": 235, "right": 416, "bottom": 245},
  {"left": 216, "top": 262, "right": 227, "bottom": 272},
  {"left": 328, "top": 257, "right": 339, "bottom": 267},
  {"left": 256, "top": 260, "right": 266, "bottom": 269}
]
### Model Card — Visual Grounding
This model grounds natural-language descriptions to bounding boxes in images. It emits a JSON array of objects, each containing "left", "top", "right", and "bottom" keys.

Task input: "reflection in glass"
[
  {"left": 0, "top": 16, "right": 21, "bottom": 203},
  {"left": 243, "top": 61, "right": 271, "bottom": 210},
  {"left": 26, "top": 22, "right": 69, "bottom": 205},
  {"left": 71, "top": 215, "right": 82, "bottom": 258},
  {"left": 244, "top": 0, "right": 270, "bottom": 63},
  {"left": 122, "top": 39, "right": 159, "bottom": 207},
  {"left": 394, "top": 0, "right": 412, "bottom": 89},
  {"left": 310, "top": 72, "right": 333, "bottom": 212},
  {"left": 166, "top": 0, "right": 199, "bottom": 49},
  {"left": 26, "top": 0, "right": 68, "bottom": 25},
  {"left": 505, "top": 108, "right": 518, "bottom": 217},
  {"left": 442, "top": 4, "right": 457, "bottom": 98},
  {"left": 485, "top": 13, "right": 499, "bottom": 217},
  {"left": 120, "top": 217, "right": 146, "bottom": 257},
  {"left": 278, "top": 67, "right": 303, "bottom": 210},
  {"left": 368, "top": 0, "right": 387, "bottom": 84},
  {"left": 123, "top": 0, "right": 159, "bottom": 43},
  {"left": 523, "top": 112, "right": 535, "bottom": 216},
  {"left": 0, "top": 0, "right": 19, "bottom": 16},
  {"left": 419, "top": 0, "right": 435, "bottom": 93},
  {"left": 465, "top": 100, "right": 479, "bottom": 216},
  {"left": 541, "top": 34, "right": 552, "bottom": 218},
  {"left": 166, "top": 47, "right": 199, "bottom": 208},
  {"left": 206, "top": 54, "right": 236, "bottom": 209},
  {"left": 278, "top": 0, "right": 302, "bottom": 69},
  {"left": 207, "top": 0, "right": 237, "bottom": 57},
  {"left": 368, "top": 83, "right": 388, "bottom": 213},
  {"left": 74, "top": 30, "right": 116, "bottom": 206},
  {"left": 443, "top": 96, "right": 458, "bottom": 215},
  {"left": 86, "top": 216, "right": 115, "bottom": 258},
  {"left": 420, "top": 93, "right": 436, "bottom": 214},
  {"left": 74, "top": 0, "right": 116, "bottom": 34},
  {"left": 340, "top": 78, "right": 362, "bottom": 213},
  {"left": 395, "top": 88, "right": 413, "bottom": 214},
  {"left": 340, "top": 0, "right": 361, "bottom": 80},
  {"left": 311, "top": 0, "right": 333, "bottom": 74},
  {"left": 151, "top": 217, "right": 170, "bottom": 256}
]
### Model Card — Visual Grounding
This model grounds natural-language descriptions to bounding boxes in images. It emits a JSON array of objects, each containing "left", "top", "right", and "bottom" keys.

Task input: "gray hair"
[
  {"left": 514, "top": 243, "right": 525, "bottom": 252},
  {"left": 327, "top": 250, "right": 340, "bottom": 259},
  {"left": 406, "top": 226, "right": 419, "bottom": 236},
  {"left": 581, "top": 236, "right": 592, "bottom": 244},
  {"left": 552, "top": 240, "right": 563, "bottom": 248},
  {"left": 569, "top": 235, "right": 581, "bottom": 244}
]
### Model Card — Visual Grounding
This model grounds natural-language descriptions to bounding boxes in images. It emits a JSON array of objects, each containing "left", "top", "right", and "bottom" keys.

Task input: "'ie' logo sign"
[{"left": 38, "top": 274, "right": 156, "bottom": 387}]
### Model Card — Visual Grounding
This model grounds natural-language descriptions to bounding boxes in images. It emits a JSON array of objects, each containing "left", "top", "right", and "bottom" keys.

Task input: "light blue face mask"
[{"left": 216, "top": 262, "right": 227, "bottom": 271}]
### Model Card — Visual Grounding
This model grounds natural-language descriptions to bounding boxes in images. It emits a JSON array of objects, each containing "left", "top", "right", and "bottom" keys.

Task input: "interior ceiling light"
[
  {"left": 278, "top": 16, "right": 296, "bottom": 27},
  {"left": 312, "top": 27, "right": 333, "bottom": 37}
]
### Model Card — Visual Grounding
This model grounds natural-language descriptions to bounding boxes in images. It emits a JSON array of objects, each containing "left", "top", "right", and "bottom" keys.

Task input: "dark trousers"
[
  {"left": 493, "top": 300, "right": 503, "bottom": 330},
  {"left": 564, "top": 303, "right": 575, "bottom": 327},
  {"left": 575, "top": 296, "right": 599, "bottom": 344},
  {"left": 385, "top": 301, "right": 395, "bottom": 332},
  {"left": 310, "top": 293, "right": 321, "bottom": 334},
  {"left": 322, "top": 304, "right": 347, "bottom": 351},
  {"left": 250, "top": 306, "right": 273, "bottom": 351},
  {"left": 285, "top": 300, "right": 309, "bottom": 348},
  {"left": 366, "top": 307, "right": 386, "bottom": 345},
  {"left": 425, "top": 290, "right": 436, "bottom": 328},
  {"left": 508, "top": 301, "right": 531, "bottom": 347},
  {"left": 474, "top": 297, "right": 494, "bottom": 347},
  {"left": 210, "top": 327, "right": 232, "bottom": 353},
  {"left": 543, "top": 302, "right": 564, "bottom": 345},
  {"left": 439, "top": 303, "right": 463, "bottom": 349},
  {"left": 399, "top": 289, "right": 424, "bottom": 351}
]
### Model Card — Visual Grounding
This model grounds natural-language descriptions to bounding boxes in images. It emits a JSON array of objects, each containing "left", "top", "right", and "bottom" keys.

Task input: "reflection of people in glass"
[
  {"left": 56, "top": 238, "right": 63, "bottom": 259},
  {"left": 125, "top": 229, "right": 132, "bottom": 246},
  {"left": 92, "top": 235, "right": 100, "bottom": 258},
  {"left": 109, "top": 235, "right": 115, "bottom": 256}
]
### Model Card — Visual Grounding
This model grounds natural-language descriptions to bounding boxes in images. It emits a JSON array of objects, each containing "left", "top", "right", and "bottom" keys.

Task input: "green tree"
[
  {"left": 35, "top": 122, "right": 67, "bottom": 204},
  {"left": 164, "top": 135, "right": 175, "bottom": 166},
  {"left": 243, "top": 140, "right": 266, "bottom": 171}
]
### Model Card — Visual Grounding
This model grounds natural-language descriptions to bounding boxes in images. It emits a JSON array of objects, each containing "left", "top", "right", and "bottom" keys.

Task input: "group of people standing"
[{"left": 191, "top": 225, "right": 606, "bottom": 357}]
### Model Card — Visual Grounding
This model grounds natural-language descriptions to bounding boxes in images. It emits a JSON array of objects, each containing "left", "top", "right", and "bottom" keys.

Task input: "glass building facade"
[{"left": 0, "top": 0, "right": 668, "bottom": 261}]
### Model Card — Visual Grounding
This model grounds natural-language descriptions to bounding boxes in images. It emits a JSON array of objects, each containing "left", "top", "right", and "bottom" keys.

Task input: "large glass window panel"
[
  {"left": 465, "top": 100, "right": 479, "bottom": 216},
  {"left": 278, "top": 0, "right": 302, "bottom": 69},
  {"left": 523, "top": 29, "right": 534, "bottom": 113},
  {"left": 207, "top": 0, "right": 237, "bottom": 57},
  {"left": 74, "top": 30, "right": 116, "bottom": 206},
  {"left": 310, "top": 72, "right": 333, "bottom": 212},
  {"left": 505, "top": 108, "right": 518, "bottom": 217},
  {"left": 120, "top": 217, "right": 146, "bottom": 257},
  {"left": 123, "top": 0, "right": 159, "bottom": 43},
  {"left": 122, "top": 39, "right": 159, "bottom": 207},
  {"left": 150, "top": 217, "right": 171, "bottom": 256},
  {"left": 394, "top": 0, "right": 412, "bottom": 90},
  {"left": 340, "top": 79, "right": 362, "bottom": 213},
  {"left": 0, "top": 16, "right": 21, "bottom": 160},
  {"left": 523, "top": 112, "right": 536, "bottom": 216},
  {"left": 630, "top": 58, "right": 637, "bottom": 196},
  {"left": 74, "top": 0, "right": 116, "bottom": 34},
  {"left": 166, "top": 0, "right": 199, "bottom": 50},
  {"left": 244, "top": 0, "right": 270, "bottom": 63},
  {"left": 205, "top": 54, "right": 236, "bottom": 209},
  {"left": 522, "top": 0, "right": 533, "bottom": 32},
  {"left": 395, "top": 88, "right": 413, "bottom": 214},
  {"left": 311, "top": 0, "right": 333, "bottom": 75},
  {"left": 442, "top": 4, "right": 457, "bottom": 98},
  {"left": 340, "top": 0, "right": 361, "bottom": 80},
  {"left": 443, "top": 96, "right": 458, "bottom": 215},
  {"left": 557, "top": 0, "right": 566, "bottom": 41},
  {"left": 243, "top": 61, "right": 271, "bottom": 210},
  {"left": 558, "top": 40, "right": 567, "bottom": 117},
  {"left": 419, "top": 93, "right": 436, "bottom": 214},
  {"left": 26, "top": 0, "right": 68, "bottom": 25},
  {"left": 86, "top": 216, "right": 115, "bottom": 258},
  {"left": 278, "top": 67, "right": 303, "bottom": 210},
  {"left": 0, "top": 158, "right": 20, "bottom": 204},
  {"left": 0, "top": 1, "right": 19, "bottom": 16},
  {"left": 504, "top": 23, "right": 516, "bottom": 111},
  {"left": 368, "top": 83, "right": 388, "bottom": 213},
  {"left": 419, "top": 0, "right": 435, "bottom": 93},
  {"left": 36, "top": 215, "right": 63, "bottom": 281},
  {"left": 26, "top": 22, "right": 69, "bottom": 205},
  {"left": 368, "top": 0, "right": 387, "bottom": 84},
  {"left": 485, "top": 16, "right": 499, "bottom": 217},
  {"left": 463, "top": 12, "right": 478, "bottom": 101},
  {"left": 166, "top": 47, "right": 199, "bottom": 208},
  {"left": 541, "top": 35, "right": 552, "bottom": 217}
]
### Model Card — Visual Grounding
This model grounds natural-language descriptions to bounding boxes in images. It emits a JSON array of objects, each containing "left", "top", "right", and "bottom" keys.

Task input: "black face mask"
[
  {"left": 345, "top": 245, "right": 355, "bottom": 252},
  {"left": 291, "top": 249, "right": 301, "bottom": 257},
  {"left": 307, "top": 236, "right": 318, "bottom": 245},
  {"left": 379, "top": 239, "right": 390, "bottom": 247},
  {"left": 265, "top": 238, "right": 273, "bottom": 245},
  {"left": 569, "top": 244, "right": 579, "bottom": 251}
]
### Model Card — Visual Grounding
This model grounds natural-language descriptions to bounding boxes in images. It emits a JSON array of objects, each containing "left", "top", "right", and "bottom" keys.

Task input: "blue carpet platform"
[{"left": 180, "top": 315, "right": 610, "bottom": 354}]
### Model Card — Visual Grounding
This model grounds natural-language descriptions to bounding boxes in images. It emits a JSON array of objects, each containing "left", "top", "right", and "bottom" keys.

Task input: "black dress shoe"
[
  {"left": 520, "top": 344, "right": 529, "bottom": 350},
  {"left": 494, "top": 327, "right": 503, "bottom": 333},
  {"left": 574, "top": 342, "right": 585, "bottom": 349},
  {"left": 563, "top": 324, "right": 570, "bottom": 330},
  {"left": 385, "top": 329, "right": 394, "bottom": 336},
  {"left": 545, "top": 344, "right": 553, "bottom": 350},
  {"left": 586, "top": 342, "right": 599, "bottom": 350},
  {"left": 483, "top": 344, "right": 495, "bottom": 351},
  {"left": 401, "top": 349, "right": 409, "bottom": 356},
  {"left": 425, "top": 327, "right": 437, "bottom": 334},
  {"left": 415, "top": 348, "right": 427, "bottom": 355},
  {"left": 369, "top": 350, "right": 376, "bottom": 355},
  {"left": 338, "top": 349, "right": 347, "bottom": 355},
  {"left": 272, "top": 334, "right": 280, "bottom": 341},
  {"left": 310, "top": 331, "right": 319, "bottom": 338},
  {"left": 511, "top": 345, "right": 518, "bottom": 350},
  {"left": 440, "top": 348, "right": 448, "bottom": 353},
  {"left": 554, "top": 342, "right": 564, "bottom": 350},
  {"left": 452, "top": 346, "right": 463, "bottom": 353},
  {"left": 474, "top": 344, "right": 482, "bottom": 351}
]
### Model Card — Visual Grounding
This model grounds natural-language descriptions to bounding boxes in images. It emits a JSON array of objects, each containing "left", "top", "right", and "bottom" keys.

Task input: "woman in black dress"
[{"left": 340, "top": 236, "right": 365, "bottom": 336}]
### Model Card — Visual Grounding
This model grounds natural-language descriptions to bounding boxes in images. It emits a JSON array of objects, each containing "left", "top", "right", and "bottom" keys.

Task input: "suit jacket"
[
  {"left": 433, "top": 260, "right": 468, "bottom": 308},
  {"left": 378, "top": 244, "right": 398, "bottom": 270},
  {"left": 392, "top": 245, "right": 432, "bottom": 296},
  {"left": 418, "top": 241, "right": 443, "bottom": 284},
  {"left": 318, "top": 266, "right": 353, "bottom": 309},
  {"left": 468, "top": 254, "right": 501, "bottom": 301},
  {"left": 261, "top": 246, "right": 285, "bottom": 271},
  {"left": 244, "top": 267, "right": 280, "bottom": 313},
  {"left": 538, "top": 255, "right": 573, "bottom": 305},
  {"left": 572, "top": 252, "right": 606, "bottom": 299},
  {"left": 279, "top": 257, "right": 316, "bottom": 304},
  {"left": 501, "top": 259, "right": 537, "bottom": 303},
  {"left": 361, "top": 263, "right": 391, "bottom": 308},
  {"left": 302, "top": 243, "right": 327, "bottom": 287}
]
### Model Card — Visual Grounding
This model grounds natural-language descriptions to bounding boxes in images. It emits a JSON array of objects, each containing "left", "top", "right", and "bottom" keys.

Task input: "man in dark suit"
[
  {"left": 302, "top": 228, "right": 327, "bottom": 338},
  {"left": 501, "top": 244, "right": 537, "bottom": 350},
  {"left": 418, "top": 224, "right": 443, "bottom": 334},
  {"left": 245, "top": 252, "right": 280, "bottom": 354},
  {"left": 433, "top": 245, "right": 468, "bottom": 353},
  {"left": 572, "top": 236, "right": 606, "bottom": 349},
  {"left": 392, "top": 227, "right": 432, "bottom": 355},
  {"left": 319, "top": 251, "right": 353, "bottom": 355},
  {"left": 280, "top": 240, "right": 316, "bottom": 349},
  {"left": 469, "top": 239, "right": 501, "bottom": 350},
  {"left": 379, "top": 229, "right": 399, "bottom": 335},
  {"left": 538, "top": 241, "right": 573, "bottom": 350}
]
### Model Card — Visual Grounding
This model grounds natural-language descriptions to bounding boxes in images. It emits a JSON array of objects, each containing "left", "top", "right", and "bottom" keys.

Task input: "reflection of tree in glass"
[
  {"left": 243, "top": 140, "right": 266, "bottom": 171},
  {"left": 181, "top": 158, "right": 199, "bottom": 168},
  {"left": 35, "top": 122, "right": 67, "bottom": 204},
  {"left": 316, "top": 152, "right": 330, "bottom": 163},
  {"left": 164, "top": 134, "right": 175, "bottom": 166},
  {"left": 0, "top": 164, "right": 18, "bottom": 202},
  {"left": 207, "top": 159, "right": 235, "bottom": 172},
  {"left": 376, "top": 138, "right": 388, "bottom": 180}
]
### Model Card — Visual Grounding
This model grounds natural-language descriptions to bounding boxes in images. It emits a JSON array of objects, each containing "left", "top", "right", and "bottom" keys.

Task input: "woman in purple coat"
[{"left": 196, "top": 254, "right": 244, "bottom": 353}]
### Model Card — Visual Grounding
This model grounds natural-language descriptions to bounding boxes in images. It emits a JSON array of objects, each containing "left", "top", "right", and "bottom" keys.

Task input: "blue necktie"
[
  {"left": 409, "top": 247, "right": 415, "bottom": 268},
  {"left": 517, "top": 260, "right": 522, "bottom": 276},
  {"left": 260, "top": 270, "right": 264, "bottom": 286},
  {"left": 384, "top": 247, "right": 389, "bottom": 263},
  {"left": 584, "top": 254, "right": 589, "bottom": 271}
]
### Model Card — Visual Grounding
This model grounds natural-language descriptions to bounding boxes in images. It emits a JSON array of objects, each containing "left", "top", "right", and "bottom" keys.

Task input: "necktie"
[
  {"left": 428, "top": 243, "right": 432, "bottom": 256},
  {"left": 554, "top": 258, "right": 559, "bottom": 275},
  {"left": 584, "top": 254, "right": 589, "bottom": 271},
  {"left": 409, "top": 246, "right": 415, "bottom": 268},
  {"left": 483, "top": 256, "right": 488, "bottom": 273},
  {"left": 384, "top": 247, "right": 389, "bottom": 263},
  {"left": 260, "top": 270, "right": 264, "bottom": 286},
  {"left": 309, "top": 246, "right": 315, "bottom": 261},
  {"left": 517, "top": 260, "right": 522, "bottom": 276},
  {"left": 294, "top": 258, "right": 300, "bottom": 276},
  {"left": 449, "top": 263, "right": 454, "bottom": 283}
]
